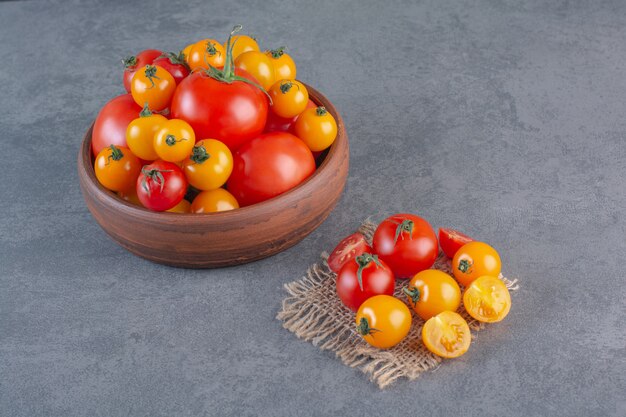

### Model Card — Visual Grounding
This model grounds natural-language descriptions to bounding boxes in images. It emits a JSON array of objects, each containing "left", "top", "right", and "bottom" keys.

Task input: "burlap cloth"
[{"left": 277, "top": 220, "right": 520, "bottom": 389}]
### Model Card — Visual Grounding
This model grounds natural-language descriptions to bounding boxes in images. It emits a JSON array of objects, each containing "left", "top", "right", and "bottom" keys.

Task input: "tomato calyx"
[
  {"left": 158, "top": 51, "right": 191, "bottom": 70},
  {"left": 190, "top": 145, "right": 210, "bottom": 164},
  {"left": 267, "top": 46, "right": 286, "bottom": 59},
  {"left": 356, "top": 317, "right": 381, "bottom": 336},
  {"left": 140, "top": 167, "right": 172, "bottom": 196},
  {"left": 165, "top": 134, "right": 188, "bottom": 146},
  {"left": 279, "top": 80, "right": 296, "bottom": 94},
  {"left": 458, "top": 259, "right": 473, "bottom": 274},
  {"left": 393, "top": 219, "right": 414, "bottom": 245},
  {"left": 139, "top": 103, "right": 153, "bottom": 117},
  {"left": 143, "top": 65, "right": 161, "bottom": 89},
  {"left": 403, "top": 286, "right": 421, "bottom": 303},
  {"left": 355, "top": 252, "right": 382, "bottom": 290},
  {"left": 122, "top": 55, "right": 137, "bottom": 69},
  {"left": 106, "top": 145, "right": 124, "bottom": 164},
  {"left": 315, "top": 106, "right": 328, "bottom": 116}
]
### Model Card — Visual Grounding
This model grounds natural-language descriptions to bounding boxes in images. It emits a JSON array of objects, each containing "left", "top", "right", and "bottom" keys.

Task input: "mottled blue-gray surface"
[{"left": 1, "top": 0, "right": 625, "bottom": 416}]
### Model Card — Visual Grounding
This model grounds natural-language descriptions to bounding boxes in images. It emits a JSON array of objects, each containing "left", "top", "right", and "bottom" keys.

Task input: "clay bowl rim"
[{"left": 78, "top": 83, "right": 347, "bottom": 224}]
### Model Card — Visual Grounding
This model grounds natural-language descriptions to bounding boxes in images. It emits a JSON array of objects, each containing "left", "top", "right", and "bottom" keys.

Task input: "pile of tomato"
[
  {"left": 328, "top": 213, "right": 511, "bottom": 358},
  {"left": 91, "top": 25, "right": 338, "bottom": 213}
]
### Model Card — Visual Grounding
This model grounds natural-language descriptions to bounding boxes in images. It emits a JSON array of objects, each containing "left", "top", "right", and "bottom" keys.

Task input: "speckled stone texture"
[{"left": 1, "top": 1, "right": 625, "bottom": 416}]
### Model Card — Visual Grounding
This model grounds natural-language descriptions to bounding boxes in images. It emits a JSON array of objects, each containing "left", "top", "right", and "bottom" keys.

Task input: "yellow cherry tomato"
[
  {"left": 452, "top": 241, "right": 502, "bottom": 287},
  {"left": 166, "top": 199, "right": 191, "bottom": 213},
  {"left": 94, "top": 145, "right": 141, "bottom": 192},
  {"left": 227, "top": 34, "right": 259, "bottom": 59},
  {"left": 188, "top": 39, "right": 225, "bottom": 70},
  {"left": 130, "top": 65, "right": 175, "bottom": 111},
  {"left": 355, "top": 295, "right": 412, "bottom": 349},
  {"left": 294, "top": 106, "right": 338, "bottom": 152},
  {"left": 182, "top": 139, "right": 233, "bottom": 190},
  {"left": 463, "top": 276, "right": 511, "bottom": 323},
  {"left": 191, "top": 189, "right": 239, "bottom": 213},
  {"left": 404, "top": 269, "right": 461, "bottom": 321},
  {"left": 181, "top": 43, "right": 195, "bottom": 65},
  {"left": 268, "top": 79, "right": 309, "bottom": 118},
  {"left": 265, "top": 47, "right": 296, "bottom": 80},
  {"left": 118, "top": 188, "right": 142, "bottom": 206},
  {"left": 422, "top": 311, "right": 471, "bottom": 358},
  {"left": 153, "top": 119, "right": 196, "bottom": 162},
  {"left": 126, "top": 106, "right": 168, "bottom": 161},
  {"left": 234, "top": 50, "right": 275, "bottom": 90}
]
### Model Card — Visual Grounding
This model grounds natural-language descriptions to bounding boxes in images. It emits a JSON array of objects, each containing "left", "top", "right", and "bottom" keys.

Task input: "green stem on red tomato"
[
  {"left": 355, "top": 252, "right": 381, "bottom": 291},
  {"left": 393, "top": 219, "right": 414, "bottom": 246},
  {"left": 122, "top": 55, "right": 137, "bottom": 68},
  {"left": 403, "top": 286, "right": 420, "bottom": 303},
  {"left": 141, "top": 167, "right": 173, "bottom": 195}
]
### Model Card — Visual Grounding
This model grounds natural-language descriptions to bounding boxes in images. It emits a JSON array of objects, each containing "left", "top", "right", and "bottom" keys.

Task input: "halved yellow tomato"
[
  {"left": 463, "top": 275, "right": 511, "bottom": 323},
  {"left": 422, "top": 311, "right": 471, "bottom": 358}
]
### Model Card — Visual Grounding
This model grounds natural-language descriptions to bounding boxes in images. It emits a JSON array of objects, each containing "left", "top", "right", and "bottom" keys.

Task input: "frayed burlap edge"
[{"left": 277, "top": 219, "right": 520, "bottom": 389}]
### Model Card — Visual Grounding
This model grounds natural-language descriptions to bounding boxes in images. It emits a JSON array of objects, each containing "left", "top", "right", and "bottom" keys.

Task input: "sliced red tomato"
[
  {"left": 328, "top": 232, "right": 372, "bottom": 273},
  {"left": 439, "top": 228, "right": 474, "bottom": 259}
]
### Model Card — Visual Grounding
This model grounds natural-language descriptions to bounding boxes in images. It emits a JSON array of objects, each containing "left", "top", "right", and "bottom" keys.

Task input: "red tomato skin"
[
  {"left": 373, "top": 214, "right": 439, "bottom": 279},
  {"left": 92, "top": 94, "right": 141, "bottom": 157},
  {"left": 123, "top": 49, "right": 162, "bottom": 93},
  {"left": 439, "top": 228, "right": 474, "bottom": 259},
  {"left": 264, "top": 99, "right": 316, "bottom": 133},
  {"left": 152, "top": 56, "right": 190, "bottom": 85},
  {"left": 226, "top": 132, "right": 315, "bottom": 206},
  {"left": 136, "top": 161, "right": 187, "bottom": 211},
  {"left": 170, "top": 70, "right": 269, "bottom": 151},
  {"left": 328, "top": 233, "right": 372, "bottom": 273},
  {"left": 336, "top": 257, "right": 395, "bottom": 311}
]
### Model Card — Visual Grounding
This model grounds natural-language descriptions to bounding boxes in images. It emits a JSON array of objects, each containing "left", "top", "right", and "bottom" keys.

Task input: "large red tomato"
[
  {"left": 226, "top": 132, "right": 315, "bottom": 206},
  {"left": 372, "top": 213, "right": 439, "bottom": 278},
  {"left": 91, "top": 94, "right": 141, "bottom": 157},
  {"left": 123, "top": 49, "right": 162, "bottom": 93}
]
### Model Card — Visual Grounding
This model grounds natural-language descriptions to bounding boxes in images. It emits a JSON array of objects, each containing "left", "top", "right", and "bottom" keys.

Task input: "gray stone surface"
[{"left": 1, "top": 0, "right": 625, "bottom": 416}]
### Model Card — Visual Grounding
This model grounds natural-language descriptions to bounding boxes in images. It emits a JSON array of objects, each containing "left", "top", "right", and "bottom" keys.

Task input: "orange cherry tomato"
[
  {"left": 182, "top": 139, "right": 233, "bottom": 190},
  {"left": 181, "top": 43, "right": 195, "bottom": 65},
  {"left": 187, "top": 39, "right": 225, "bottom": 70},
  {"left": 268, "top": 79, "right": 309, "bottom": 118},
  {"left": 234, "top": 50, "right": 275, "bottom": 90},
  {"left": 355, "top": 295, "right": 412, "bottom": 349},
  {"left": 191, "top": 188, "right": 239, "bottom": 213},
  {"left": 166, "top": 199, "right": 191, "bottom": 213},
  {"left": 153, "top": 119, "right": 196, "bottom": 162},
  {"left": 130, "top": 65, "right": 176, "bottom": 111},
  {"left": 404, "top": 269, "right": 461, "bottom": 320},
  {"left": 265, "top": 47, "right": 296, "bottom": 80},
  {"left": 227, "top": 34, "right": 259, "bottom": 59},
  {"left": 125, "top": 105, "right": 168, "bottom": 161},
  {"left": 422, "top": 311, "right": 471, "bottom": 358},
  {"left": 463, "top": 276, "right": 511, "bottom": 323},
  {"left": 94, "top": 145, "right": 141, "bottom": 192},
  {"left": 452, "top": 242, "right": 502, "bottom": 287},
  {"left": 294, "top": 106, "right": 338, "bottom": 152}
]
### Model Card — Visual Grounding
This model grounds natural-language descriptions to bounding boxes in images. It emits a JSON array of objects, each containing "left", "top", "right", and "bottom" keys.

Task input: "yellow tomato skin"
[
  {"left": 126, "top": 113, "right": 168, "bottom": 161},
  {"left": 182, "top": 139, "right": 233, "bottom": 190},
  {"left": 265, "top": 48, "right": 296, "bottom": 80},
  {"left": 94, "top": 145, "right": 141, "bottom": 192},
  {"left": 405, "top": 270, "right": 461, "bottom": 320},
  {"left": 188, "top": 39, "right": 225, "bottom": 70},
  {"left": 191, "top": 189, "right": 239, "bottom": 213},
  {"left": 181, "top": 43, "right": 195, "bottom": 65},
  {"left": 228, "top": 35, "right": 259, "bottom": 59},
  {"left": 422, "top": 311, "right": 471, "bottom": 358},
  {"left": 355, "top": 295, "right": 412, "bottom": 349},
  {"left": 153, "top": 119, "right": 196, "bottom": 162},
  {"left": 130, "top": 65, "right": 175, "bottom": 111},
  {"left": 294, "top": 106, "right": 338, "bottom": 152},
  {"left": 463, "top": 276, "right": 511, "bottom": 323},
  {"left": 166, "top": 199, "right": 191, "bottom": 213},
  {"left": 452, "top": 242, "right": 502, "bottom": 287},
  {"left": 269, "top": 80, "right": 309, "bottom": 118},
  {"left": 234, "top": 51, "right": 275, "bottom": 90}
]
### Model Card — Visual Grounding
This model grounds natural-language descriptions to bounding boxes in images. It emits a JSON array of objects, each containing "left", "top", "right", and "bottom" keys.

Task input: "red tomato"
[
  {"left": 336, "top": 253, "right": 395, "bottom": 311},
  {"left": 439, "top": 228, "right": 474, "bottom": 259},
  {"left": 264, "top": 99, "right": 316, "bottom": 133},
  {"left": 92, "top": 94, "right": 142, "bottom": 157},
  {"left": 136, "top": 160, "right": 187, "bottom": 211},
  {"left": 153, "top": 52, "right": 190, "bottom": 85},
  {"left": 328, "top": 232, "right": 372, "bottom": 273},
  {"left": 372, "top": 213, "right": 438, "bottom": 278},
  {"left": 122, "top": 49, "right": 162, "bottom": 93},
  {"left": 226, "top": 132, "right": 315, "bottom": 206}
]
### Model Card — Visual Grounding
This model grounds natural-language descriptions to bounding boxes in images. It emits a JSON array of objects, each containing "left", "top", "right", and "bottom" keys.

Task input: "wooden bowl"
[{"left": 77, "top": 85, "right": 349, "bottom": 268}]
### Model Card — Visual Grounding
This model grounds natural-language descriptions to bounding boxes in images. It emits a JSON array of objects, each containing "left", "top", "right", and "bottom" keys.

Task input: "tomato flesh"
[
  {"left": 328, "top": 233, "right": 372, "bottom": 273},
  {"left": 439, "top": 228, "right": 474, "bottom": 259},
  {"left": 422, "top": 311, "right": 471, "bottom": 358},
  {"left": 463, "top": 275, "right": 511, "bottom": 322}
]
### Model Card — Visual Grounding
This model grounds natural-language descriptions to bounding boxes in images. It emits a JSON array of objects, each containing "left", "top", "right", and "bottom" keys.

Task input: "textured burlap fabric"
[{"left": 277, "top": 220, "right": 520, "bottom": 389}]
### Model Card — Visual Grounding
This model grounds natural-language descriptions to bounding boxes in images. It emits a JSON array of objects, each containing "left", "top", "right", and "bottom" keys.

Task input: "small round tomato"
[
  {"left": 126, "top": 105, "right": 168, "bottom": 161},
  {"left": 234, "top": 50, "right": 275, "bottom": 90},
  {"left": 404, "top": 270, "right": 461, "bottom": 320},
  {"left": 337, "top": 253, "right": 394, "bottom": 311},
  {"left": 422, "top": 311, "right": 471, "bottom": 358},
  {"left": 355, "top": 295, "right": 411, "bottom": 349},
  {"left": 463, "top": 276, "right": 511, "bottom": 323},
  {"left": 92, "top": 94, "right": 142, "bottom": 157},
  {"left": 187, "top": 39, "right": 225, "bottom": 71},
  {"left": 269, "top": 80, "right": 309, "bottom": 118},
  {"left": 181, "top": 43, "right": 195, "bottom": 65},
  {"left": 153, "top": 52, "right": 190, "bottom": 85},
  {"left": 439, "top": 228, "right": 474, "bottom": 259},
  {"left": 122, "top": 49, "right": 162, "bottom": 93},
  {"left": 166, "top": 199, "right": 191, "bottom": 213},
  {"left": 294, "top": 106, "right": 338, "bottom": 152},
  {"left": 328, "top": 232, "right": 372, "bottom": 273},
  {"left": 452, "top": 242, "right": 501, "bottom": 287},
  {"left": 264, "top": 99, "right": 316, "bottom": 133},
  {"left": 182, "top": 139, "right": 233, "bottom": 190},
  {"left": 136, "top": 160, "right": 187, "bottom": 211},
  {"left": 191, "top": 189, "right": 239, "bottom": 213},
  {"left": 372, "top": 214, "right": 439, "bottom": 279},
  {"left": 131, "top": 65, "right": 176, "bottom": 111},
  {"left": 153, "top": 119, "right": 196, "bottom": 162},
  {"left": 265, "top": 47, "right": 296, "bottom": 80},
  {"left": 94, "top": 145, "right": 141, "bottom": 192},
  {"left": 228, "top": 34, "right": 259, "bottom": 59}
]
